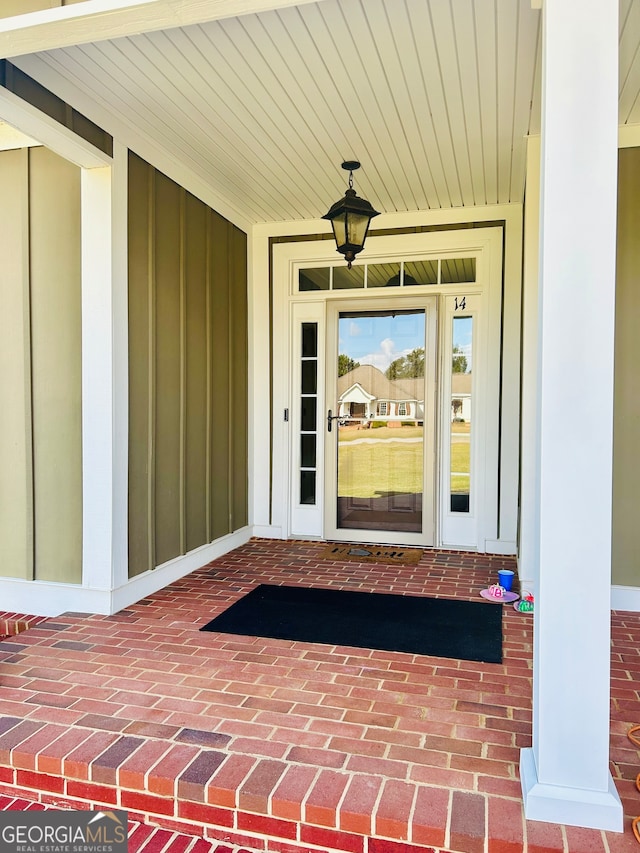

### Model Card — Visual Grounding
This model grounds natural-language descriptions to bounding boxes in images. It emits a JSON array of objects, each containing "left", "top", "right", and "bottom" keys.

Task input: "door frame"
[
  {"left": 324, "top": 295, "right": 438, "bottom": 547},
  {"left": 271, "top": 225, "right": 507, "bottom": 552}
]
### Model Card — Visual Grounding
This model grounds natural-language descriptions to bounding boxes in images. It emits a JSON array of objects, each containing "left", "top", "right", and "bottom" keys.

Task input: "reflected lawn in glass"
[
  {"left": 338, "top": 429, "right": 423, "bottom": 499},
  {"left": 450, "top": 422, "right": 470, "bottom": 495}
]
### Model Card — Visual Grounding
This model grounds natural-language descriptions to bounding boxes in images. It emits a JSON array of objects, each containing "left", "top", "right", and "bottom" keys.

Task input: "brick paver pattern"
[{"left": 0, "top": 538, "right": 637, "bottom": 853}]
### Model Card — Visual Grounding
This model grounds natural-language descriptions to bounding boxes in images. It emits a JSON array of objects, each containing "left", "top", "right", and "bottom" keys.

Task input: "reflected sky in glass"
[{"left": 339, "top": 313, "right": 425, "bottom": 372}]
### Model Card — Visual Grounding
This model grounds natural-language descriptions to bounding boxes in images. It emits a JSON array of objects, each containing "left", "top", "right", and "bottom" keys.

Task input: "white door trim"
[{"left": 272, "top": 225, "right": 506, "bottom": 552}]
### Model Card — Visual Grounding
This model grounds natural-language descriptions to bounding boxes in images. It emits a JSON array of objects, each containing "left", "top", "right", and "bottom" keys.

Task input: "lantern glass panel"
[
  {"left": 345, "top": 211, "right": 369, "bottom": 249},
  {"left": 331, "top": 214, "right": 348, "bottom": 250}
]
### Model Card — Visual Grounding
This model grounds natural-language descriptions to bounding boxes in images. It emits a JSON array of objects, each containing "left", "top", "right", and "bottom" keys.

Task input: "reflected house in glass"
[
  {"left": 337, "top": 365, "right": 424, "bottom": 425},
  {"left": 451, "top": 372, "right": 472, "bottom": 422}
]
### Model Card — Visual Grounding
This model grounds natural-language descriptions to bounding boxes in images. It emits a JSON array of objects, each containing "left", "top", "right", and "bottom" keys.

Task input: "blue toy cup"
[{"left": 498, "top": 569, "right": 514, "bottom": 591}]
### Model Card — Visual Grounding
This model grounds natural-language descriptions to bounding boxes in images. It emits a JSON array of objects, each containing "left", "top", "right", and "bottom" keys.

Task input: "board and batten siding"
[
  {"left": 127, "top": 152, "right": 248, "bottom": 577},
  {"left": 612, "top": 147, "right": 640, "bottom": 587},
  {"left": 0, "top": 146, "right": 82, "bottom": 583}
]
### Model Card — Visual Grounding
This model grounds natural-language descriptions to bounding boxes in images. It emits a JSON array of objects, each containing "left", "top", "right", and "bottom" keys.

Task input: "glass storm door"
[{"left": 325, "top": 299, "right": 436, "bottom": 547}]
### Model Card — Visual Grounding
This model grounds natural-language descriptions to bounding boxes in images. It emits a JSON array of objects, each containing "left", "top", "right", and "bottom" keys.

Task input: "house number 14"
[{"left": 454, "top": 296, "right": 467, "bottom": 310}]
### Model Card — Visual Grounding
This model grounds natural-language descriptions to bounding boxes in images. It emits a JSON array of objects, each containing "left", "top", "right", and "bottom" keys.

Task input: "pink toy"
[{"left": 480, "top": 585, "right": 519, "bottom": 604}]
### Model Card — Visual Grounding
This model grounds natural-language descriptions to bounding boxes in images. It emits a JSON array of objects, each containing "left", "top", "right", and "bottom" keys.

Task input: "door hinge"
[{"left": 284, "top": 408, "right": 289, "bottom": 422}]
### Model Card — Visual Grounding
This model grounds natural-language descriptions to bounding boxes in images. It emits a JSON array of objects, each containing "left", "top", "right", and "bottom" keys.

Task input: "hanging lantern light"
[{"left": 322, "top": 161, "right": 380, "bottom": 268}]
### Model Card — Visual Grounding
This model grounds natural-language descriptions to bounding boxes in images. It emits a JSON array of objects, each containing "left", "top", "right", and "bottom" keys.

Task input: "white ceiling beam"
[{"left": 0, "top": 0, "right": 329, "bottom": 59}]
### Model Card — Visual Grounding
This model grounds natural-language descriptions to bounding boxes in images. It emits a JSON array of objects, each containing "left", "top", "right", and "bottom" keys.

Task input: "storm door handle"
[{"left": 327, "top": 410, "right": 341, "bottom": 432}]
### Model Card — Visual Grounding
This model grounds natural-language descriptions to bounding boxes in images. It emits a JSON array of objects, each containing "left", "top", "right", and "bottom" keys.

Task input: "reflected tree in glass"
[{"left": 450, "top": 317, "right": 472, "bottom": 513}]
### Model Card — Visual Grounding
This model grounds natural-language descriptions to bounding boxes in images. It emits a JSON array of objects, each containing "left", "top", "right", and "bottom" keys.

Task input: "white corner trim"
[
  {"left": 520, "top": 748, "right": 623, "bottom": 832},
  {"left": 611, "top": 584, "right": 640, "bottom": 613},
  {"left": 252, "top": 524, "right": 286, "bottom": 540},
  {"left": 0, "top": 527, "right": 251, "bottom": 618},
  {"left": 484, "top": 539, "right": 517, "bottom": 555},
  {"left": 0, "top": 86, "right": 110, "bottom": 168}
]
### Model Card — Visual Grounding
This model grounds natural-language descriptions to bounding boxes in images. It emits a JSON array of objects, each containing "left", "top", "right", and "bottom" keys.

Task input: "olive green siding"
[
  {"left": 209, "top": 213, "right": 231, "bottom": 542},
  {"left": 0, "top": 146, "right": 82, "bottom": 584},
  {"left": 612, "top": 148, "right": 640, "bottom": 587},
  {"left": 184, "top": 193, "right": 209, "bottom": 552},
  {"left": 127, "top": 152, "right": 248, "bottom": 577},
  {"left": 0, "top": 149, "right": 32, "bottom": 580}
]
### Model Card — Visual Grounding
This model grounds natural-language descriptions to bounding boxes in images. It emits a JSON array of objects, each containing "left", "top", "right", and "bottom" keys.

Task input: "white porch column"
[
  {"left": 81, "top": 142, "right": 129, "bottom": 607},
  {"left": 520, "top": 0, "right": 622, "bottom": 831},
  {"left": 518, "top": 135, "right": 540, "bottom": 594},
  {"left": 111, "top": 143, "right": 130, "bottom": 596}
]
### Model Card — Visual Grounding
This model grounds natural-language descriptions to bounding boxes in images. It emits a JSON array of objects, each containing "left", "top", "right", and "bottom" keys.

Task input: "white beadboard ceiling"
[{"left": 9, "top": 0, "right": 640, "bottom": 226}]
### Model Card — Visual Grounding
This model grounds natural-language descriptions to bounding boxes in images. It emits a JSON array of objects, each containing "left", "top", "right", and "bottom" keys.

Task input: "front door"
[
  {"left": 324, "top": 296, "right": 437, "bottom": 546},
  {"left": 275, "top": 226, "right": 509, "bottom": 554}
]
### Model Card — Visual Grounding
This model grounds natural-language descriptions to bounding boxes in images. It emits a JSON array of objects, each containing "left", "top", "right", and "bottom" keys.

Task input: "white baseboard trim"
[
  {"left": 110, "top": 527, "right": 252, "bottom": 613},
  {"left": 0, "top": 527, "right": 252, "bottom": 618},
  {"left": 611, "top": 584, "right": 640, "bottom": 613},
  {"left": 252, "top": 525, "right": 285, "bottom": 539},
  {"left": 520, "top": 748, "right": 623, "bottom": 832},
  {"left": 484, "top": 539, "right": 517, "bottom": 555},
  {"left": 0, "top": 580, "right": 113, "bottom": 618}
]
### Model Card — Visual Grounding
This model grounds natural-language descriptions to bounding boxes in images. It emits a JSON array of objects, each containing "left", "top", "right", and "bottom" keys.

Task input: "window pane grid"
[
  {"left": 299, "top": 323, "right": 318, "bottom": 505},
  {"left": 298, "top": 256, "right": 476, "bottom": 292}
]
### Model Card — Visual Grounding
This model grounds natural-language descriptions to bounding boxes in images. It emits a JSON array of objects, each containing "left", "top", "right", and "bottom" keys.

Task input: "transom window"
[{"left": 298, "top": 257, "right": 475, "bottom": 292}]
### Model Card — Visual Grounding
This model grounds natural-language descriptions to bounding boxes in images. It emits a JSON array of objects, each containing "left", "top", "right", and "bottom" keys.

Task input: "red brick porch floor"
[
  {"left": 0, "top": 793, "right": 223, "bottom": 852},
  {"left": 0, "top": 538, "right": 639, "bottom": 853}
]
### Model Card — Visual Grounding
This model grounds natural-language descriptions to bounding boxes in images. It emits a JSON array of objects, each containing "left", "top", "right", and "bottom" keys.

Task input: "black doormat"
[{"left": 200, "top": 584, "right": 502, "bottom": 664}]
